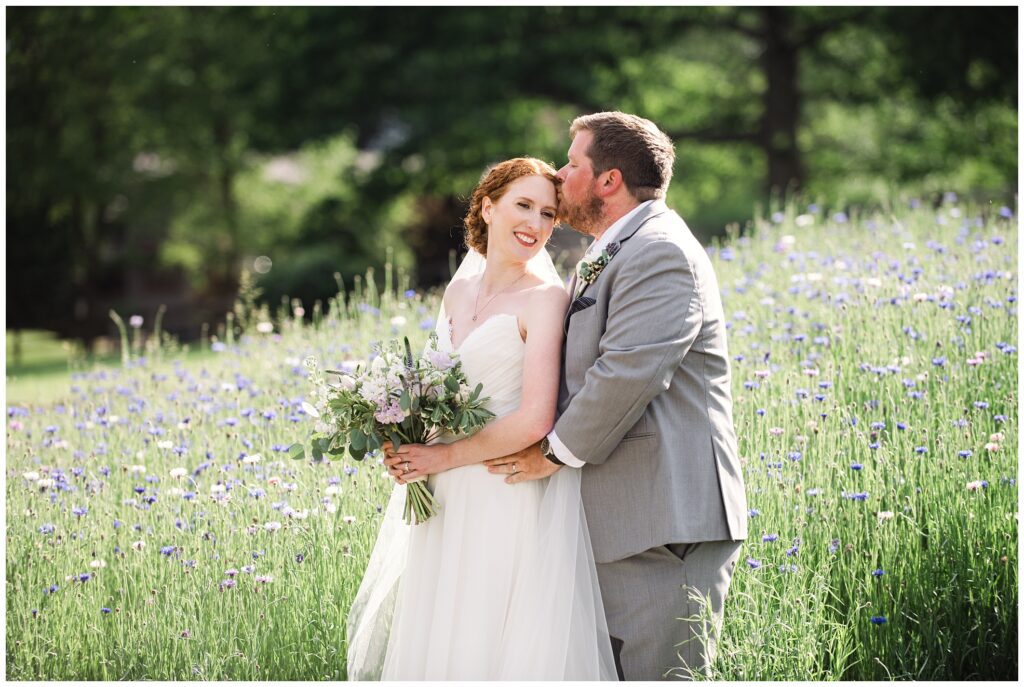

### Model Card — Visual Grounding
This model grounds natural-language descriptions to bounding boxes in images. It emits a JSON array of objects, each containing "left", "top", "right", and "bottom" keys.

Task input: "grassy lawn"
[{"left": 5, "top": 330, "right": 217, "bottom": 405}]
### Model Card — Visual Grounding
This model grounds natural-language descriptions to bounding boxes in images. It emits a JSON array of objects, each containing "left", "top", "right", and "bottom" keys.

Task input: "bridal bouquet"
[{"left": 292, "top": 334, "right": 494, "bottom": 525}]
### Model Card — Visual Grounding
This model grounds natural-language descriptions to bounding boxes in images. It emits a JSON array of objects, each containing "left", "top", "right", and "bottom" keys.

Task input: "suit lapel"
[{"left": 562, "top": 200, "right": 671, "bottom": 333}]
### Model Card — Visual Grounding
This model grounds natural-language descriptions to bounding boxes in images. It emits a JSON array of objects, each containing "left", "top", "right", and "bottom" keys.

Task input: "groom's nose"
[{"left": 556, "top": 165, "right": 568, "bottom": 181}]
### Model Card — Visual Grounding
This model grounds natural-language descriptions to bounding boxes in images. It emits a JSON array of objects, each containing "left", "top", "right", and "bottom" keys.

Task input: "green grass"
[
  {"left": 5, "top": 331, "right": 222, "bottom": 405},
  {"left": 4, "top": 200, "right": 1017, "bottom": 680}
]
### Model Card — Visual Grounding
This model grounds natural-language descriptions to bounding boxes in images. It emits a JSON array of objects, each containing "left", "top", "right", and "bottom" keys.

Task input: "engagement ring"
[{"left": 511, "top": 463, "right": 518, "bottom": 473}]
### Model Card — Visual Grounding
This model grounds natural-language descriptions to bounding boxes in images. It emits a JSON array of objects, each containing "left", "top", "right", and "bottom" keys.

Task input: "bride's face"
[{"left": 482, "top": 175, "right": 557, "bottom": 263}]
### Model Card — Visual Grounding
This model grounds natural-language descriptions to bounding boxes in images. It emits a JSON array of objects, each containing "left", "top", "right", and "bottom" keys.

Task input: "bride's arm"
[
  {"left": 384, "top": 283, "right": 568, "bottom": 481},
  {"left": 443, "top": 283, "right": 568, "bottom": 469}
]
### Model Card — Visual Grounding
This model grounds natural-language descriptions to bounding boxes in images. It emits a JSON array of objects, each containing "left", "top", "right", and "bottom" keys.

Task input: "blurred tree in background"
[{"left": 6, "top": 6, "right": 1017, "bottom": 348}]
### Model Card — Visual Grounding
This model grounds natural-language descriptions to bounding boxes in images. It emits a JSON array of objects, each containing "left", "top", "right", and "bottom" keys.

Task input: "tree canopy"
[{"left": 7, "top": 6, "right": 1017, "bottom": 344}]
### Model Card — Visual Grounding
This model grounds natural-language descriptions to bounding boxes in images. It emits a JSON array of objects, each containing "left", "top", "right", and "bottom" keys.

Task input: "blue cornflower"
[
  {"left": 870, "top": 422, "right": 886, "bottom": 430},
  {"left": 72, "top": 506, "right": 88, "bottom": 518},
  {"left": 872, "top": 569, "right": 885, "bottom": 577},
  {"left": 994, "top": 415, "right": 1007, "bottom": 423},
  {"left": 44, "top": 584, "right": 59, "bottom": 595},
  {"left": 959, "top": 450, "right": 973, "bottom": 459},
  {"left": 829, "top": 539, "right": 841, "bottom": 554},
  {"left": 160, "top": 546, "right": 175, "bottom": 556},
  {"left": 295, "top": 553, "right": 305, "bottom": 564},
  {"left": 973, "top": 401, "right": 989, "bottom": 410},
  {"left": 998, "top": 206, "right": 1013, "bottom": 218},
  {"left": 851, "top": 463, "right": 863, "bottom": 471},
  {"left": 896, "top": 422, "right": 907, "bottom": 431},
  {"left": 134, "top": 486, "right": 146, "bottom": 494},
  {"left": 748, "top": 509, "right": 760, "bottom": 518},
  {"left": 756, "top": 408, "right": 766, "bottom": 416},
  {"left": 870, "top": 616, "right": 887, "bottom": 625},
  {"left": 79, "top": 573, "right": 91, "bottom": 583},
  {"left": 101, "top": 607, "right": 112, "bottom": 614},
  {"left": 915, "top": 446, "right": 927, "bottom": 454},
  {"left": 39, "top": 524, "right": 55, "bottom": 535},
  {"left": 932, "top": 357, "right": 947, "bottom": 367},
  {"left": 868, "top": 443, "right": 879, "bottom": 450},
  {"left": 788, "top": 452, "right": 802, "bottom": 461},
  {"left": 404, "top": 289, "right": 416, "bottom": 298},
  {"left": 762, "top": 533, "right": 779, "bottom": 543},
  {"left": 746, "top": 557, "right": 762, "bottom": 570}
]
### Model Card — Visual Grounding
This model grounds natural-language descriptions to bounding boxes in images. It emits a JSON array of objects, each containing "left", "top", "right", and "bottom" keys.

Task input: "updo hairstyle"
[{"left": 463, "top": 157, "right": 559, "bottom": 257}]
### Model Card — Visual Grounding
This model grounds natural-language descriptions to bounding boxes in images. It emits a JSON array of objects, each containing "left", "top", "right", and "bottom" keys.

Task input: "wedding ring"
[
  {"left": 511, "top": 463, "right": 518, "bottom": 474},
  {"left": 403, "top": 462, "right": 410, "bottom": 473}
]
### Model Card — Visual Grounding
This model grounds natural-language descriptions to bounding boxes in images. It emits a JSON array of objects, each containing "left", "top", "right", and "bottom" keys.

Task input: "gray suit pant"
[{"left": 595, "top": 540, "right": 742, "bottom": 681}]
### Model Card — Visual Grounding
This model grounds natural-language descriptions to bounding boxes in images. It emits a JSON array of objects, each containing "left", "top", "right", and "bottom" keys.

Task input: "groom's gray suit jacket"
[{"left": 555, "top": 200, "right": 748, "bottom": 564}]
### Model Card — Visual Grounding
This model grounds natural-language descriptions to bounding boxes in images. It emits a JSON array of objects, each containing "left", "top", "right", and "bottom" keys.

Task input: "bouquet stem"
[{"left": 403, "top": 481, "right": 440, "bottom": 525}]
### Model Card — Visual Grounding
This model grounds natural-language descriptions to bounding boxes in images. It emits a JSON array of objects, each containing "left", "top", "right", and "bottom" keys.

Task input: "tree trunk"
[
  {"left": 215, "top": 115, "right": 240, "bottom": 296},
  {"left": 760, "top": 7, "right": 803, "bottom": 196}
]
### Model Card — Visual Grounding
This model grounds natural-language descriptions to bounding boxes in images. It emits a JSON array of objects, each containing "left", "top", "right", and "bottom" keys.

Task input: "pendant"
[{"left": 472, "top": 314, "right": 477, "bottom": 321}]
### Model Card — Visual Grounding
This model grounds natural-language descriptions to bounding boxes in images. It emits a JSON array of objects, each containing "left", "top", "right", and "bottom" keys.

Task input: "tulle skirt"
[{"left": 346, "top": 464, "right": 616, "bottom": 681}]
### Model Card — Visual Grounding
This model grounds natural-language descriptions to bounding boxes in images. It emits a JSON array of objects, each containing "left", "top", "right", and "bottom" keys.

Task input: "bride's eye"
[
  {"left": 517, "top": 202, "right": 530, "bottom": 210},
  {"left": 542, "top": 211, "right": 556, "bottom": 220}
]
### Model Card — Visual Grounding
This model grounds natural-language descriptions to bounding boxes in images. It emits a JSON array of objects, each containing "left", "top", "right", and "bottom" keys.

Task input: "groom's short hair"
[{"left": 570, "top": 112, "right": 675, "bottom": 202}]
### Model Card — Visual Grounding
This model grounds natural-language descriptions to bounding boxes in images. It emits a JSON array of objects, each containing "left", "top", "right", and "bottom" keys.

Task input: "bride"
[{"left": 345, "top": 158, "right": 617, "bottom": 680}]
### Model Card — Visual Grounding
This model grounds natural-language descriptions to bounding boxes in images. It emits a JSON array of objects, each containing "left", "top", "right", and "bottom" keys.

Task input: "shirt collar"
[{"left": 583, "top": 200, "right": 655, "bottom": 259}]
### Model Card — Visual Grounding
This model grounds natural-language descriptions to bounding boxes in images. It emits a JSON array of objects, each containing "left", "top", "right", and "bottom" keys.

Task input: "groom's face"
[{"left": 557, "top": 130, "right": 604, "bottom": 236}]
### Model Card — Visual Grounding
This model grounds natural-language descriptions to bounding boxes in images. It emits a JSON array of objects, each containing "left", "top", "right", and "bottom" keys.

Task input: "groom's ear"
[{"left": 596, "top": 169, "right": 624, "bottom": 197}]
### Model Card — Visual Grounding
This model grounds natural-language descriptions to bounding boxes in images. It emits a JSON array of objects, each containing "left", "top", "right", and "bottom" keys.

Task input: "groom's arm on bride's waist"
[{"left": 552, "top": 238, "right": 702, "bottom": 465}]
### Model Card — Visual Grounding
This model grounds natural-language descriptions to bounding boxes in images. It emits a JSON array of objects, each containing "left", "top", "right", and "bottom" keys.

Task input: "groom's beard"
[{"left": 559, "top": 187, "right": 605, "bottom": 237}]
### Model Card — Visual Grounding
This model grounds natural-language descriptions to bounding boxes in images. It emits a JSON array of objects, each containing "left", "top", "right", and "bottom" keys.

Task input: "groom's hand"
[{"left": 485, "top": 442, "right": 561, "bottom": 484}]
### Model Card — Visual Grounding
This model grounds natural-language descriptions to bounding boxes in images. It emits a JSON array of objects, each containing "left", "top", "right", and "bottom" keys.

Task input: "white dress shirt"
[{"left": 548, "top": 201, "right": 654, "bottom": 468}]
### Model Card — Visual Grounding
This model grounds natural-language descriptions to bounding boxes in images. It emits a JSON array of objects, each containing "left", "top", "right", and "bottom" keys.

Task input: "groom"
[{"left": 485, "top": 111, "right": 748, "bottom": 680}]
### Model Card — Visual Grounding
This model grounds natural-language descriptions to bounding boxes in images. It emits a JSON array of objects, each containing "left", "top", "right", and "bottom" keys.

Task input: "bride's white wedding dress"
[{"left": 346, "top": 308, "right": 616, "bottom": 681}]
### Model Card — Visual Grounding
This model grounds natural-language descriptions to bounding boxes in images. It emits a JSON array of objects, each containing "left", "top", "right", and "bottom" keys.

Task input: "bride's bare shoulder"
[{"left": 443, "top": 273, "right": 477, "bottom": 313}]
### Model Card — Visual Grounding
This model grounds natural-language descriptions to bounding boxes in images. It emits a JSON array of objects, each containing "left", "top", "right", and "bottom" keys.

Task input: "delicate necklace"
[{"left": 473, "top": 271, "right": 529, "bottom": 322}]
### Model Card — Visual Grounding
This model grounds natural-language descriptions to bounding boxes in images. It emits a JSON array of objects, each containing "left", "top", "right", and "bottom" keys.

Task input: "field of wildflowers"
[{"left": 5, "top": 198, "right": 1017, "bottom": 680}]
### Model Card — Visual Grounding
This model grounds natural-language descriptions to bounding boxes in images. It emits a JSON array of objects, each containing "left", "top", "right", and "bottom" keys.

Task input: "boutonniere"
[{"left": 577, "top": 241, "right": 621, "bottom": 285}]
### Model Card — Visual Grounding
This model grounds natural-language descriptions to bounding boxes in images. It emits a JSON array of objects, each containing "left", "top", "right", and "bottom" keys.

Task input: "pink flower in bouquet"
[
  {"left": 374, "top": 398, "right": 406, "bottom": 424},
  {"left": 425, "top": 349, "right": 457, "bottom": 371}
]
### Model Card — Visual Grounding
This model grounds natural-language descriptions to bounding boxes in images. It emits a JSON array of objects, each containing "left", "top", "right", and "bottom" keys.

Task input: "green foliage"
[{"left": 6, "top": 6, "right": 1017, "bottom": 342}]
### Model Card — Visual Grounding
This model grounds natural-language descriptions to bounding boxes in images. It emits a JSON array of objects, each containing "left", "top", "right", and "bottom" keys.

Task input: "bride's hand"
[{"left": 382, "top": 442, "right": 452, "bottom": 483}]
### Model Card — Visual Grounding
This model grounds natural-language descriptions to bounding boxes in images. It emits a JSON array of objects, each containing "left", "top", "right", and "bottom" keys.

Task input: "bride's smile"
[{"left": 481, "top": 174, "right": 558, "bottom": 263}]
